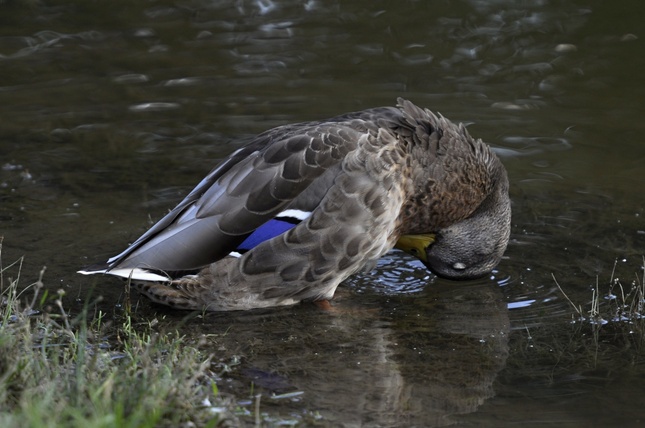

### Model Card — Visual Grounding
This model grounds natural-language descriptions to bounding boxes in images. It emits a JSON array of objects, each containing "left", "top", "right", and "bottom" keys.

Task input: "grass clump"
[
  {"left": 510, "top": 258, "right": 645, "bottom": 382},
  {"left": 0, "top": 250, "right": 237, "bottom": 427},
  {"left": 554, "top": 257, "right": 645, "bottom": 351},
  {"left": 494, "top": 258, "right": 645, "bottom": 395}
]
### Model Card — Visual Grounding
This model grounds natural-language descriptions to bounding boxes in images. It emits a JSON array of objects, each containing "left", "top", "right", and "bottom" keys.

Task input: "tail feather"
[
  {"left": 77, "top": 267, "right": 170, "bottom": 282},
  {"left": 134, "top": 282, "right": 202, "bottom": 310}
]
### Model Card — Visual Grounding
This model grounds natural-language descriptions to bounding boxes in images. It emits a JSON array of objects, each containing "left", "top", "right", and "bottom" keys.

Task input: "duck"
[{"left": 79, "top": 98, "right": 511, "bottom": 311}]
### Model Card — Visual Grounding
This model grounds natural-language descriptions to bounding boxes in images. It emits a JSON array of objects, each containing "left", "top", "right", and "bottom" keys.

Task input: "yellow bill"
[{"left": 394, "top": 233, "right": 435, "bottom": 263}]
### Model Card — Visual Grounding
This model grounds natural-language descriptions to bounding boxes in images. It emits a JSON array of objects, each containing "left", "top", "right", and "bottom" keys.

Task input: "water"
[{"left": 1, "top": 0, "right": 644, "bottom": 426}]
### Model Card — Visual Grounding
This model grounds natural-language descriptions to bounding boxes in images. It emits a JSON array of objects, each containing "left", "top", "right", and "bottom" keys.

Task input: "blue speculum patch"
[
  {"left": 237, "top": 218, "right": 298, "bottom": 252},
  {"left": 235, "top": 210, "right": 309, "bottom": 253}
]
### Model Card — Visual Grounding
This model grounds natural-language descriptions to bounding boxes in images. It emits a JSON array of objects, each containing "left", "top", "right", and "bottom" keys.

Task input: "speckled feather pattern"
[{"left": 90, "top": 98, "right": 510, "bottom": 311}]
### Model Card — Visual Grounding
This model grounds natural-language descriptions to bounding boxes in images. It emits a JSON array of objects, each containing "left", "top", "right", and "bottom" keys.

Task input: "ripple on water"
[
  {"left": 345, "top": 250, "right": 434, "bottom": 296},
  {"left": 128, "top": 102, "right": 182, "bottom": 112},
  {"left": 0, "top": 0, "right": 642, "bottom": 426}
]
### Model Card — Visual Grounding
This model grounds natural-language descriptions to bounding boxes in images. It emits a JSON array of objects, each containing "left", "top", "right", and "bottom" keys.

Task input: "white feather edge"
[
  {"left": 276, "top": 209, "right": 311, "bottom": 221},
  {"left": 77, "top": 267, "right": 170, "bottom": 282}
]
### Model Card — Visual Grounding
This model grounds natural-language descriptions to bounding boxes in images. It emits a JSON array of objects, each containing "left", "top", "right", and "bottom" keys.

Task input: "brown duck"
[{"left": 79, "top": 98, "right": 511, "bottom": 311}]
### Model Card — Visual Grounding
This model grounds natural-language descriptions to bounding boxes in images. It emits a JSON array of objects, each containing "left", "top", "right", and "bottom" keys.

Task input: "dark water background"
[{"left": 1, "top": 0, "right": 644, "bottom": 426}]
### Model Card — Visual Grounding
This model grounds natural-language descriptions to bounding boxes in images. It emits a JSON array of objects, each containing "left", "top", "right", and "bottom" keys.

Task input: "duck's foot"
[{"left": 313, "top": 299, "right": 334, "bottom": 311}]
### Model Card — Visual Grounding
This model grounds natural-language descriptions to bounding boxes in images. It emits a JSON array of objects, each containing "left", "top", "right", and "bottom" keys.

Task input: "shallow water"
[{"left": 1, "top": 0, "right": 644, "bottom": 426}]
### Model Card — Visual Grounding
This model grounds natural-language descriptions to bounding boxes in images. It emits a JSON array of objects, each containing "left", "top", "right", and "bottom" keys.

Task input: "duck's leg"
[{"left": 313, "top": 299, "right": 334, "bottom": 310}]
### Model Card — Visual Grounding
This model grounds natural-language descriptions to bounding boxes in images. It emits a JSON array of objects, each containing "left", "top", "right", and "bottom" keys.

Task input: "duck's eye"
[
  {"left": 452, "top": 262, "right": 467, "bottom": 270},
  {"left": 410, "top": 248, "right": 419, "bottom": 255}
]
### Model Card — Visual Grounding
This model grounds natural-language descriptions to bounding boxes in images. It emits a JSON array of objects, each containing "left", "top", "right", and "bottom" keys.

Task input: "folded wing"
[{"left": 102, "top": 115, "right": 390, "bottom": 273}]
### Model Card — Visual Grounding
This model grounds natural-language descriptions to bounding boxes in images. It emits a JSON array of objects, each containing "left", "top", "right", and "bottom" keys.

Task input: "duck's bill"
[{"left": 394, "top": 233, "right": 436, "bottom": 263}]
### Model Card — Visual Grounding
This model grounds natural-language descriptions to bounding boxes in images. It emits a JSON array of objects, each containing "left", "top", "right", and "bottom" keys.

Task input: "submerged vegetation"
[
  {"left": 0, "top": 247, "right": 238, "bottom": 427},
  {"left": 505, "top": 258, "right": 645, "bottom": 386}
]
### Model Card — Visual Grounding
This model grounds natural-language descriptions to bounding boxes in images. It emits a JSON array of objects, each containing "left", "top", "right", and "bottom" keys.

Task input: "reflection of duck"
[
  {"left": 79, "top": 98, "right": 511, "bottom": 311},
  {"left": 194, "top": 281, "right": 510, "bottom": 426}
]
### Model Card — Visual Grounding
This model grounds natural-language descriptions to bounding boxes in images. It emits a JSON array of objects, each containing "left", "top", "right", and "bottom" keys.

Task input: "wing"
[
  {"left": 103, "top": 109, "right": 400, "bottom": 273},
  {"left": 155, "top": 125, "right": 413, "bottom": 309},
  {"left": 220, "top": 126, "right": 411, "bottom": 304}
]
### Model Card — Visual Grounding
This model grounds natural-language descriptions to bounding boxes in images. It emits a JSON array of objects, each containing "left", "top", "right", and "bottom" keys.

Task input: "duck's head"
[
  {"left": 424, "top": 205, "right": 510, "bottom": 280},
  {"left": 396, "top": 177, "right": 511, "bottom": 280}
]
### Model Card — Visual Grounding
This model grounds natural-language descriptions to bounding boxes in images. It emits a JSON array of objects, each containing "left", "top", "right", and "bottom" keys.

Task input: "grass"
[
  {"left": 505, "top": 258, "right": 645, "bottom": 386},
  {"left": 553, "top": 258, "right": 645, "bottom": 329},
  {"left": 553, "top": 257, "right": 645, "bottom": 353},
  {"left": 0, "top": 245, "right": 238, "bottom": 427}
]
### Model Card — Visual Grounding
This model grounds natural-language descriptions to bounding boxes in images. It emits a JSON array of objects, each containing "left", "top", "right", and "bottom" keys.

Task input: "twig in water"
[{"left": 552, "top": 273, "right": 583, "bottom": 318}]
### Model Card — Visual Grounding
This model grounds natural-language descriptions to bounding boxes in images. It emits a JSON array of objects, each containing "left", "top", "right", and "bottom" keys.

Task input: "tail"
[
  {"left": 78, "top": 265, "right": 171, "bottom": 282},
  {"left": 133, "top": 281, "right": 204, "bottom": 310}
]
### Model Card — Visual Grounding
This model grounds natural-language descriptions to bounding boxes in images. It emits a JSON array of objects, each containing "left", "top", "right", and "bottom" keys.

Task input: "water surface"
[{"left": 1, "top": 0, "right": 644, "bottom": 426}]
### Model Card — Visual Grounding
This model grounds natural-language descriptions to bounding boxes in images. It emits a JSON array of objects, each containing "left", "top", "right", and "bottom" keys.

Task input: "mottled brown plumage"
[{"left": 79, "top": 98, "right": 511, "bottom": 311}]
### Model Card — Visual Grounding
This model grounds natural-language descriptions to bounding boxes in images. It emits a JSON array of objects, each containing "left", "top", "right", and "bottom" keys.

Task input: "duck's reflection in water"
[{"left": 194, "top": 276, "right": 508, "bottom": 427}]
